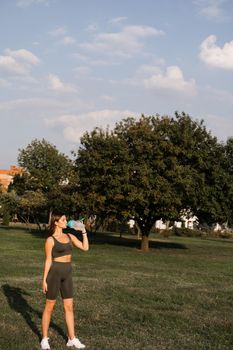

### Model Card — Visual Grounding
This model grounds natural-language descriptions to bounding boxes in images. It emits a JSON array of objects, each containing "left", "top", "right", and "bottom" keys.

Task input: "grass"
[{"left": 0, "top": 227, "right": 233, "bottom": 349}]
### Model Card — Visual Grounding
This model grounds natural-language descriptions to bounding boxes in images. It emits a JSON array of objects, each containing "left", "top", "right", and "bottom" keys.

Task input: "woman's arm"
[
  {"left": 42, "top": 237, "right": 54, "bottom": 293},
  {"left": 69, "top": 231, "right": 89, "bottom": 251}
]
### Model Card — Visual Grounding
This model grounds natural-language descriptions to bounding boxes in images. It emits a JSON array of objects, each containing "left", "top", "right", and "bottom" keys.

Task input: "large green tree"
[
  {"left": 75, "top": 113, "right": 229, "bottom": 251},
  {"left": 222, "top": 137, "right": 233, "bottom": 227},
  {"left": 168, "top": 112, "right": 230, "bottom": 226},
  {"left": 10, "top": 139, "right": 76, "bottom": 221}
]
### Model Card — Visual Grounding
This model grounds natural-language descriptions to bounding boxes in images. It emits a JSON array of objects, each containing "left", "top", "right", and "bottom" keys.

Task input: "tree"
[
  {"left": 10, "top": 139, "right": 75, "bottom": 222},
  {"left": 169, "top": 112, "right": 230, "bottom": 226},
  {"left": 18, "top": 190, "right": 47, "bottom": 229},
  {"left": 0, "top": 191, "right": 19, "bottom": 225},
  {"left": 75, "top": 113, "right": 229, "bottom": 251},
  {"left": 73, "top": 127, "right": 131, "bottom": 228},
  {"left": 75, "top": 115, "right": 183, "bottom": 250},
  {"left": 222, "top": 137, "right": 233, "bottom": 227},
  {"left": 113, "top": 115, "right": 186, "bottom": 250}
]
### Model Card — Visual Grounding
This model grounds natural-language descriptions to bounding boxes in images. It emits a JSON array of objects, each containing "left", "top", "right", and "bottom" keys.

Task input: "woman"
[{"left": 40, "top": 211, "right": 89, "bottom": 350}]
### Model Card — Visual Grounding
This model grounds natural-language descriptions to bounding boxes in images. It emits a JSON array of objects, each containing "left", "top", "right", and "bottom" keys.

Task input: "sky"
[{"left": 1, "top": 0, "right": 233, "bottom": 168}]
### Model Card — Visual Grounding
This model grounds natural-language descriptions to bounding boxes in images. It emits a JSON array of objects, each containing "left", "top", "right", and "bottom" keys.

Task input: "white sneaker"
[
  {"left": 67, "top": 337, "right": 86, "bottom": 349},
  {"left": 40, "top": 337, "right": 50, "bottom": 350}
]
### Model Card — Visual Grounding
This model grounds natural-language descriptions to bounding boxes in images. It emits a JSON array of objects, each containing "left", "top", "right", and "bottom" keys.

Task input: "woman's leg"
[
  {"left": 41, "top": 299, "right": 56, "bottom": 338},
  {"left": 63, "top": 298, "right": 75, "bottom": 339}
]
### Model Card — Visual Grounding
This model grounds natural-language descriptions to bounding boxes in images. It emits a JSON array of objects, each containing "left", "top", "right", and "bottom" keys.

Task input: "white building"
[{"left": 128, "top": 213, "right": 198, "bottom": 231}]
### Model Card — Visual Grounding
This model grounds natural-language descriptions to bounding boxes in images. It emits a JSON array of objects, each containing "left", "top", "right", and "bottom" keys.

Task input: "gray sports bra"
[{"left": 52, "top": 234, "right": 73, "bottom": 258}]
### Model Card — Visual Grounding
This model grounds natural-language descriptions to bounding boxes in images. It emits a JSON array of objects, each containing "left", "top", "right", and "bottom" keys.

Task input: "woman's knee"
[
  {"left": 45, "top": 300, "right": 56, "bottom": 313},
  {"left": 63, "top": 299, "right": 73, "bottom": 313}
]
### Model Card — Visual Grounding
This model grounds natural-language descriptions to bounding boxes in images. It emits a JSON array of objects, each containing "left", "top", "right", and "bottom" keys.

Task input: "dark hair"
[{"left": 48, "top": 211, "right": 65, "bottom": 236}]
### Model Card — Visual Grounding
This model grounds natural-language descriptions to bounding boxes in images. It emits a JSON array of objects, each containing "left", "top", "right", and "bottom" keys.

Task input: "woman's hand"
[
  {"left": 75, "top": 221, "right": 86, "bottom": 233},
  {"left": 42, "top": 281, "right": 48, "bottom": 294}
]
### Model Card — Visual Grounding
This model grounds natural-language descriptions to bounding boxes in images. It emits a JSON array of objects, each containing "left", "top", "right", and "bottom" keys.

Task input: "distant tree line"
[{"left": 1, "top": 112, "right": 233, "bottom": 251}]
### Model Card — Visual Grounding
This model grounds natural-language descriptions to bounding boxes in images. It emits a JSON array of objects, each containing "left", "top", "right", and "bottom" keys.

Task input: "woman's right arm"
[{"left": 42, "top": 237, "right": 54, "bottom": 294}]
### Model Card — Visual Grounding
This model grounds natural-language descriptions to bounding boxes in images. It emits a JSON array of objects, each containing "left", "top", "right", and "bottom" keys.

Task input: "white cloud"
[
  {"left": 49, "top": 27, "right": 76, "bottom": 45},
  {"left": 45, "top": 109, "right": 139, "bottom": 143},
  {"left": 49, "top": 26, "right": 67, "bottom": 37},
  {"left": 199, "top": 35, "right": 233, "bottom": 69},
  {"left": 108, "top": 17, "right": 128, "bottom": 24},
  {"left": 80, "top": 25, "right": 165, "bottom": 57},
  {"left": 4, "top": 48, "right": 40, "bottom": 65},
  {"left": 73, "top": 51, "right": 120, "bottom": 67},
  {"left": 0, "top": 97, "right": 66, "bottom": 112},
  {"left": 0, "top": 49, "right": 39, "bottom": 75},
  {"left": 125, "top": 25, "right": 164, "bottom": 37},
  {"left": 48, "top": 74, "right": 78, "bottom": 93},
  {"left": 0, "top": 55, "right": 26, "bottom": 75},
  {"left": 193, "top": 0, "right": 228, "bottom": 21},
  {"left": 144, "top": 66, "right": 196, "bottom": 95},
  {"left": 17, "top": 0, "right": 50, "bottom": 8},
  {"left": 138, "top": 64, "right": 164, "bottom": 75},
  {"left": 62, "top": 36, "right": 76, "bottom": 45}
]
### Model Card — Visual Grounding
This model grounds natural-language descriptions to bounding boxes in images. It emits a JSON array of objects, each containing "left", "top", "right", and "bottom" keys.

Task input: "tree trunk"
[
  {"left": 33, "top": 213, "right": 42, "bottom": 232},
  {"left": 134, "top": 221, "right": 141, "bottom": 240},
  {"left": 165, "top": 220, "right": 170, "bottom": 229},
  {"left": 48, "top": 208, "right": 52, "bottom": 225},
  {"left": 141, "top": 235, "right": 149, "bottom": 252}
]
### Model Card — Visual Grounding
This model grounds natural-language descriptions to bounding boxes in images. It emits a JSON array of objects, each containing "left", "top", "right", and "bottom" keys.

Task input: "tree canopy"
[
  {"left": 10, "top": 139, "right": 76, "bottom": 221},
  {"left": 74, "top": 112, "right": 231, "bottom": 250}
]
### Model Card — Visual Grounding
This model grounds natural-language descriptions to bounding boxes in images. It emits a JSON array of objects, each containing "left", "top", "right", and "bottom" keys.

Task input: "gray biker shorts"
[{"left": 46, "top": 261, "right": 73, "bottom": 300}]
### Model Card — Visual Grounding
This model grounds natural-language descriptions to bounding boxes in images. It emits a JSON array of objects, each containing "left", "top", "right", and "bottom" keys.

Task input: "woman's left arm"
[{"left": 69, "top": 232, "right": 89, "bottom": 251}]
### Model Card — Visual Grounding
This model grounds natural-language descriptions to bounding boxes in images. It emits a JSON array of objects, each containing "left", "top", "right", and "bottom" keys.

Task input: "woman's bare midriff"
[{"left": 53, "top": 254, "right": 72, "bottom": 263}]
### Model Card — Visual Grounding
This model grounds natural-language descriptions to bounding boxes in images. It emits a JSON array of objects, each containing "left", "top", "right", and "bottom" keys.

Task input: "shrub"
[
  {"left": 172, "top": 227, "right": 202, "bottom": 237},
  {"left": 218, "top": 230, "right": 233, "bottom": 239}
]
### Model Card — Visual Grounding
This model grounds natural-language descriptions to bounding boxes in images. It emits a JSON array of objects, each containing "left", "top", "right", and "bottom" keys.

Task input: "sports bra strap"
[
  {"left": 66, "top": 233, "right": 72, "bottom": 242},
  {"left": 52, "top": 234, "right": 71, "bottom": 243}
]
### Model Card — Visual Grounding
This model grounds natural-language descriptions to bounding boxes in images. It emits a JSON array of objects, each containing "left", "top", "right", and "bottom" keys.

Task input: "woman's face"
[{"left": 55, "top": 215, "right": 67, "bottom": 229}]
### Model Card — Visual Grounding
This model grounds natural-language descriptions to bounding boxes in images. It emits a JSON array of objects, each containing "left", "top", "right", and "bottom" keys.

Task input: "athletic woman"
[{"left": 40, "top": 212, "right": 89, "bottom": 350}]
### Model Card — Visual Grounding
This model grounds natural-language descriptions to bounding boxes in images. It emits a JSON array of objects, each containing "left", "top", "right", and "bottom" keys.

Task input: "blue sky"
[{"left": 1, "top": 0, "right": 233, "bottom": 168}]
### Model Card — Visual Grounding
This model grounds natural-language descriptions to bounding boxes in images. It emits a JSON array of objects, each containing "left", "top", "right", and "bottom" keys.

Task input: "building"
[
  {"left": 0, "top": 166, "right": 23, "bottom": 190},
  {"left": 128, "top": 214, "right": 199, "bottom": 232},
  {"left": 155, "top": 216, "right": 198, "bottom": 230}
]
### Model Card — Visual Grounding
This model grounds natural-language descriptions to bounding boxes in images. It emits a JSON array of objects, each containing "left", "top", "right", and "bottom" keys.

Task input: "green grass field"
[{"left": 0, "top": 227, "right": 233, "bottom": 350}]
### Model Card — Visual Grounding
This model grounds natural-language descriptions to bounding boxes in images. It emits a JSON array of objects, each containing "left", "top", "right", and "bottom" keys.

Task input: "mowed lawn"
[{"left": 1, "top": 228, "right": 233, "bottom": 350}]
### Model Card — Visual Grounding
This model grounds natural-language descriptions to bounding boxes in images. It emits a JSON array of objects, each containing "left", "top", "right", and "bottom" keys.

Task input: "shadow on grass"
[
  {"left": 2, "top": 284, "right": 67, "bottom": 341},
  {"left": 0, "top": 225, "right": 79, "bottom": 242},
  {"left": 0, "top": 224, "right": 39, "bottom": 232},
  {"left": 88, "top": 232, "right": 187, "bottom": 250},
  {"left": 0, "top": 225, "right": 187, "bottom": 250},
  {"left": 0, "top": 224, "right": 47, "bottom": 238}
]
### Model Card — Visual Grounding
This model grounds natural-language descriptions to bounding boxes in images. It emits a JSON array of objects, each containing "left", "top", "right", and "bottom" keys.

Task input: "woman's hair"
[{"left": 48, "top": 211, "right": 65, "bottom": 236}]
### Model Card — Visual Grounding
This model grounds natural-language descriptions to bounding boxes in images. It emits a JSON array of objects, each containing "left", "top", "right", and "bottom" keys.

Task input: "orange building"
[{"left": 0, "top": 166, "right": 23, "bottom": 190}]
